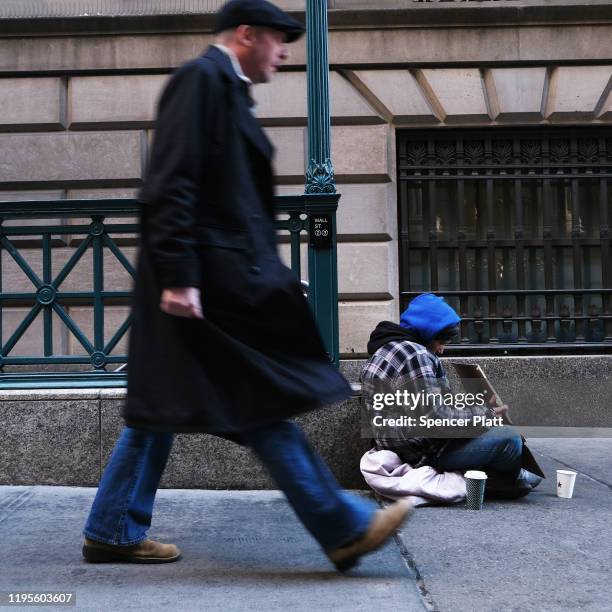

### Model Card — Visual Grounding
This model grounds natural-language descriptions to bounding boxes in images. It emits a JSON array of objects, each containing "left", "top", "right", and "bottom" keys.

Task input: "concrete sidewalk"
[
  {"left": 0, "top": 438, "right": 610, "bottom": 611},
  {"left": 0, "top": 489, "right": 420, "bottom": 611},
  {"left": 397, "top": 438, "right": 612, "bottom": 612}
]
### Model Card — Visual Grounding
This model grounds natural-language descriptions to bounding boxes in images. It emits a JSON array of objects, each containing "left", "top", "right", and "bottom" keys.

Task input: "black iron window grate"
[{"left": 397, "top": 128, "right": 612, "bottom": 354}]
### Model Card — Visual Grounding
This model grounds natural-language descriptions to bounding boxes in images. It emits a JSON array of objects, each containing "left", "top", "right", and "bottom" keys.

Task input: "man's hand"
[
  {"left": 492, "top": 403, "right": 510, "bottom": 417},
  {"left": 160, "top": 287, "right": 204, "bottom": 319}
]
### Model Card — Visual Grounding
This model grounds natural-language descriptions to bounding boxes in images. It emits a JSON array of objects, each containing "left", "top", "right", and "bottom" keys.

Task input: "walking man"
[{"left": 82, "top": 0, "right": 410, "bottom": 572}]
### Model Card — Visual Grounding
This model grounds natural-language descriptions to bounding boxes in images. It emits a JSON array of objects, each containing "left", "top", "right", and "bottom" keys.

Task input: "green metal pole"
[
  {"left": 305, "top": 0, "right": 335, "bottom": 194},
  {"left": 305, "top": 0, "right": 340, "bottom": 365}
]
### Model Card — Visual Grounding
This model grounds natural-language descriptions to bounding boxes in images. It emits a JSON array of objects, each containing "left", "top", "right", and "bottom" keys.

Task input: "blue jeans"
[
  {"left": 84, "top": 421, "right": 374, "bottom": 552},
  {"left": 429, "top": 426, "right": 523, "bottom": 479}
]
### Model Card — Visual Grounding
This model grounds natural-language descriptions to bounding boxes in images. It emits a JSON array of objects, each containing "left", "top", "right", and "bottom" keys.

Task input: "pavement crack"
[
  {"left": 375, "top": 492, "right": 438, "bottom": 611},
  {"left": 0, "top": 488, "right": 34, "bottom": 526},
  {"left": 393, "top": 531, "right": 438, "bottom": 612}
]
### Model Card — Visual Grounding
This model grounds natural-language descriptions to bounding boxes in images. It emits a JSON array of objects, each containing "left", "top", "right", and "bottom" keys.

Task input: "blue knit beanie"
[{"left": 400, "top": 293, "right": 460, "bottom": 342}]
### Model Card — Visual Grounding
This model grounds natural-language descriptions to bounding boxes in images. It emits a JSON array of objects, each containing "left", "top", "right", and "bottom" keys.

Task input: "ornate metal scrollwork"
[
  {"left": 464, "top": 140, "right": 485, "bottom": 163},
  {"left": 435, "top": 141, "right": 456, "bottom": 164},
  {"left": 406, "top": 141, "right": 428, "bottom": 165},
  {"left": 521, "top": 139, "right": 542, "bottom": 163},
  {"left": 305, "top": 159, "right": 336, "bottom": 194},
  {"left": 549, "top": 139, "right": 569, "bottom": 162},
  {"left": 400, "top": 131, "right": 611, "bottom": 175},
  {"left": 492, "top": 139, "right": 513, "bottom": 163},
  {"left": 578, "top": 138, "right": 599, "bottom": 162}
]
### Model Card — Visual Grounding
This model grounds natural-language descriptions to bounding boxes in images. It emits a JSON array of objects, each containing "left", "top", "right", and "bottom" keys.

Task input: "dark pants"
[{"left": 429, "top": 426, "right": 523, "bottom": 480}]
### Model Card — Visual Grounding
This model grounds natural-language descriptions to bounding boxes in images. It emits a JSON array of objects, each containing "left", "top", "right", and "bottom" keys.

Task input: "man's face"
[
  {"left": 242, "top": 26, "right": 288, "bottom": 84},
  {"left": 429, "top": 340, "right": 445, "bottom": 356}
]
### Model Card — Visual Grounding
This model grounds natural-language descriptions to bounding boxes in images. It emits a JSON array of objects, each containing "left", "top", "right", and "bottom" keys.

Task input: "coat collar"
[
  {"left": 202, "top": 46, "right": 274, "bottom": 162},
  {"left": 211, "top": 44, "right": 252, "bottom": 86}
]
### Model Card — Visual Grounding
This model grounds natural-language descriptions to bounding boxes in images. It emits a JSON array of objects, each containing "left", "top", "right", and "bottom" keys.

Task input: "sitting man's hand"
[
  {"left": 492, "top": 403, "right": 510, "bottom": 416},
  {"left": 160, "top": 287, "right": 204, "bottom": 319}
]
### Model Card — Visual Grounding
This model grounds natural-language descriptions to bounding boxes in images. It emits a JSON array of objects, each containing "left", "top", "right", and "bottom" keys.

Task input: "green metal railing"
[{"left": 0, "top": 194, "right": 339, "bottom": 388}]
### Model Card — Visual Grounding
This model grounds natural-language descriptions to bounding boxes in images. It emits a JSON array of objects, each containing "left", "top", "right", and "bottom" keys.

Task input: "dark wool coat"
[{"left": 123, "top": 46, "right": 351, "bottom": 434}]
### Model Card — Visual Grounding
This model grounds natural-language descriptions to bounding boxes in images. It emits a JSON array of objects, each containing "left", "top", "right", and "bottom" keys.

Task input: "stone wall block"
[
  {"left": 338, "top": 242, "right": 393, "bottom": 298},
  {"left": 0, "top": 131, "right": 143, "bottom": 185},
  {"left": 518, "top": 26, "right": 612, "bottom": 63},
  {"left": 421, "top": 68, "right": 489, "bottom": 124},
  {"left": 0, "top": 77, "right": 64, "bottom": 130},
  {"left": 69, "top": 75, "right": 167, "bottom": 128},
  {"left": 329, "top": 71, "right": 382, "bottom": 123},
  {"left": 332, "top": 125, "right": 390, "bottom": 180},
  {"left": 264, "top": 125, "right": 390, "bottom": 182},
  {"left": 255, "top": 71, "right": 380, "bottom": 123},
  {"left": 339, "top": 299, "right": 397, "bottom": 356},
  {"left": 330, "top": 26, "right": 612, "bottom": 66},
  {"left": 446, "top": 356, "right": 612, "bottom": 429},
  {"left": 0, "top": 35, "right": 213, "bottom": 73},
  {"left": 264, "top": 127, "right": 305, "bottom": 179},
  {"left": 547, "top": 66, "right": 612, "bottom": 120},
  {"left": 277, "top": 183, "right": 393, "bottom": 238},
  {"left": 330, "top": 27, "right": 518, "bottom": 65},
  {"left": 350, "top": 69, "right": 439, "bottom": 124},
  {"left": 276, "top": 240, "right": 392, "bottom": 298},
  {"left": 0, "top": 399, "right": 100, "bottom": 485},
  {"left": 100, "top": 396, "right": 366, "bottom": 489},
  {"left": 490, "top": 67, "right": 547, "bottom": 121}
]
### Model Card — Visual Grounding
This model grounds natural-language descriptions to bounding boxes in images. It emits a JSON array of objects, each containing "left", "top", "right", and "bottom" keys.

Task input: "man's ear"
[{"left": 236, "top": 24, "right": 256, "bottom": 48}]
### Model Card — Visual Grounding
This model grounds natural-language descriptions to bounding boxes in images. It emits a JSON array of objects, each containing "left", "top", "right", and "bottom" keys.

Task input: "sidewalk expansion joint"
[
  {"left": 375, "top": 493, "right": 438, "bottom": 611},
  {"left": 393, "top": 531, "right": 438, "bottom": 612}
]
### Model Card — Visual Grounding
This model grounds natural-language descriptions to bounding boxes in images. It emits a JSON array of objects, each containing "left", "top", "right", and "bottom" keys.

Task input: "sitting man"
[{"left": 361, "top": 293, "right": 541, "bottom": 497}]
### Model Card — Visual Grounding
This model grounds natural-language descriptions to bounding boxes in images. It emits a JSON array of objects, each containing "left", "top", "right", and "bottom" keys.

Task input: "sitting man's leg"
[
  {"left": 430, "top": 426, "right": 523, "bottom": 478},
  {"left": 82, "top": 426, "right": 179, "bottom": 563},
  {"left": 243, "top": 420, "right": 412, "bottom": 572}
]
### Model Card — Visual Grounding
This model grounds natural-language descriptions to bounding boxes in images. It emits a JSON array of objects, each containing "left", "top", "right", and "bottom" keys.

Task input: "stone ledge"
[
  {"left": 0, "top": 0, "right": 303, "bottom": 19},
  {"left": 0, "top": 392, "right": 370, "bottom": 489},
  {"left": 0, "top": 388, "right": 102, "bottom": 401},
  {"left": 3, "top": 27, "right": 611, "bottom": 74},
  {"left": 1, "top": 2, "right": 611, "bottom": 38},
  {"left": 1, "top": 354, "right": 610, "bottom": 488},
  {"left": 0, "top": 383, "right": 362, "bottom": 402}
]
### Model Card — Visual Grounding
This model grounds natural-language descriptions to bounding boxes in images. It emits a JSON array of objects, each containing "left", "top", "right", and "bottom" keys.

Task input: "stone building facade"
[
  {"left": 1, "top": 0, "right": 611, "bottom": 488},
  {"left": 0, "top": 0, "right": 610, "bottom": 359}
]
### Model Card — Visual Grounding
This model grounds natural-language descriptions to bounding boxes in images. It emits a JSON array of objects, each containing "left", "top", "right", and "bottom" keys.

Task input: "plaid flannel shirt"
[{"left": 360, "top": 340, "right": 495, "bottom": 466}]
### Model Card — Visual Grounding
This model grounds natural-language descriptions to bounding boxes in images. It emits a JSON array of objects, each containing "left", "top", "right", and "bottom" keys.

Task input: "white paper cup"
[
  {"left": 464, "top": 470, "right": 488, "bottom": 510},
  {"left": 556, "top": 470, "right": 577, "bottom": 498}
]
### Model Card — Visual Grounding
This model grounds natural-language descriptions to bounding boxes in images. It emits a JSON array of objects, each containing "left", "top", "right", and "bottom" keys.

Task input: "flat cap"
[{"left": 214, "top": 0, "right": 305, "bottom": 43}]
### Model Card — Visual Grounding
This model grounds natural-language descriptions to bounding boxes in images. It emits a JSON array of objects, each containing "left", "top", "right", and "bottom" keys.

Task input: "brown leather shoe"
[
  {"left": 327, "top": 500, "right": 413, "bottom": 572},
  {"left": 82, "top": 538, "right": 181, "bottom": 564}
]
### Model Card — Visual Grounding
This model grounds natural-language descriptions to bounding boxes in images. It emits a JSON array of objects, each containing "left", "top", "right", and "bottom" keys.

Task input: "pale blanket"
[{"left": 360, "top": 448, "right": 466, "bottom": 507}]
